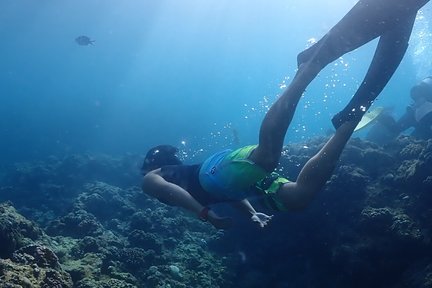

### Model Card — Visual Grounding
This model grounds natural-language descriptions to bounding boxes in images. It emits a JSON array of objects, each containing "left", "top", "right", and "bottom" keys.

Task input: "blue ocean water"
[
  {"left": 1, "top": 2, "right": 432, "bottom": 287},
  {"left": 0, "top": 0, "right": 431, "bottom": 164}
]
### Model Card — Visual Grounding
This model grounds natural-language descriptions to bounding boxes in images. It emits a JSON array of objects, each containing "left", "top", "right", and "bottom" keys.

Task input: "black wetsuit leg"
[
  {"left": 295, "top": 0, "right": 428, "bottom": 128},
  {"left": 298, "top": 0, "right": 389, "bottom": 68},
  {"left": 332, "top": 12, "right": 417, "bottom": 128},
  {"left": 297, "top": 0, "right": 428, "bottom": 68}
]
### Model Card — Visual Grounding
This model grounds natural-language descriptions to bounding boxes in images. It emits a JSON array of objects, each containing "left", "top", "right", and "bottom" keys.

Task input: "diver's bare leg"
[
  {"left": 276, "top": 120, "right": 357, "bottom": 210},
  {"left": 249, "top": 61, "right": 322, "bottom": 171}
]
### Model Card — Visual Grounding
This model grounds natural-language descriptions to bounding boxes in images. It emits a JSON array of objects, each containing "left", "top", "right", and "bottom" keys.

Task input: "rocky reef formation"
[
  {"left": 0, "top": 137, "right": 431, "bottom": 287},
  {"left": 0, "top": 203, "right": 72, "bottom": 287},
  {"left": 0, "top": 155, "right": 231, "bottom": 287},
  {"left": 221, "top": 136, "right": 432, "bottom": 288}
]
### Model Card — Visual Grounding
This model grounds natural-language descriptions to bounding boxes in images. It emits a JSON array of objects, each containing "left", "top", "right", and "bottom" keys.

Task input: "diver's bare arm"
[
  {"left": 142, "top": 169, "right": 232, "bottom": 229},
  {"left": 230, "top": 199, "right": 257, "bottom": 216},
  {"left": 142, "top": 169, "right": 204, "bottom": 214},
  {"left": 231, "top": 199, "right": 273, "bottom": 228}
]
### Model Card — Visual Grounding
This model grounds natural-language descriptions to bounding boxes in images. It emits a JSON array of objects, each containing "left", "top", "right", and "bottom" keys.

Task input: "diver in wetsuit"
[
  {"left": 367, "top": 77, "right": 432, "bottom": 143},
  {"left": 396, "top": 77, "right": 432, "bottom": 139},
  {"left": 142, "top": 0, "right": 430, "bottom": 229}
]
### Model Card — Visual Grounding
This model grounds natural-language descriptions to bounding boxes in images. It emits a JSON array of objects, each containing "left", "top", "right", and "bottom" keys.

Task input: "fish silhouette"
[{"left": 75, "top": 35, "right": 95, "bottom": 46}]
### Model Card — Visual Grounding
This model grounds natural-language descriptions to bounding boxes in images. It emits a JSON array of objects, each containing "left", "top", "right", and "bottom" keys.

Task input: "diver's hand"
[{"left": 251, "top": 212, "right": 273, "bottom": 228}]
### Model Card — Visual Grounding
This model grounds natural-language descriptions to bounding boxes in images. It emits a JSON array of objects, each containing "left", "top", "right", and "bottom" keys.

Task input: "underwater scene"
[{"left": 1, "top": 0, "right": 432, "bottom": 287}]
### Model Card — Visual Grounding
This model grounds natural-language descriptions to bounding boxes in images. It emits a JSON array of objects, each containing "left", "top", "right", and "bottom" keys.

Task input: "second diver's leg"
[
  {"left": 331, "top": 13, "right": 416, "bottom": 128},
  {"left": 276, "top": 120, "right": 358, "bottom": 210}
]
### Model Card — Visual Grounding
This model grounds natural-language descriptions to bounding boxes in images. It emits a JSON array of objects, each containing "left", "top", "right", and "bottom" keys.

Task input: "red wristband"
[{"left": 199, "top": 207, "right": 210, "bottom": 221}]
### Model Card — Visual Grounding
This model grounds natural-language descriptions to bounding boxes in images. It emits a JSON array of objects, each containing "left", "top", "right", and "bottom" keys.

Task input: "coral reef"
[
  {"left": 0, "top": 137, "right": 432, "bottom": 287},
  {"left": 216, "top": 137, "right": 432, "bottom": 288},
  {"left": 0, "top": 158, "right": 232, "bottom": 287},
  {"left": 0, "top": 203, "right": 45, "bottom": 258},
  {"left": 0, "top": 204, "right": 72, "bottom": 287}
]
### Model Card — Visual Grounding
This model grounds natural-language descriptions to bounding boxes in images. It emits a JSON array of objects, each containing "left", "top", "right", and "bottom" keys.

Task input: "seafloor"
[{"left": 0, "top": 136, "right": 431, "bottom": 288}]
